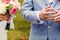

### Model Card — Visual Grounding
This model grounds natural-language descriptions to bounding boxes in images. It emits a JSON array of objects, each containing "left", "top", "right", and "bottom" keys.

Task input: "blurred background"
[{"left": 8, "top": 0, "right": 31, "bottom": 40}]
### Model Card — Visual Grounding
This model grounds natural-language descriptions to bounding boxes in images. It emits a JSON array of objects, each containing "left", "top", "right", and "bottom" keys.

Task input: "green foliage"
[
  {"left": 8, "top": 0, "right": 31, "bottom": 40},
  {"left": 7, "top": 4, "right": 13, "bottom": 11}
]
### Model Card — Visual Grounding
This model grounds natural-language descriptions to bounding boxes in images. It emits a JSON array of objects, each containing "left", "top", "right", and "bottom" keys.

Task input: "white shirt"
[{"left": 48, "top": 0, "right": 54, "bottom": 3}]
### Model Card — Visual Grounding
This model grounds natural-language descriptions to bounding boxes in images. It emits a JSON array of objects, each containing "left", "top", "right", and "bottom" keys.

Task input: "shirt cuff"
[{"left": 37, "top": 11, "right": 44, "bottom": 24}]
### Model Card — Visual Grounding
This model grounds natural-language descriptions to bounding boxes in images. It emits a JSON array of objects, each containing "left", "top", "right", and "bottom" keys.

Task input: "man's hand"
[
  {"left": 53, "top": 10, "right": 60, "bottom": 23},
  {"left": 39, "top": 6, "right": 56, "bottom": 20},
  {"left": 48, "top": 8, "right": 60, "bottom": 23}
]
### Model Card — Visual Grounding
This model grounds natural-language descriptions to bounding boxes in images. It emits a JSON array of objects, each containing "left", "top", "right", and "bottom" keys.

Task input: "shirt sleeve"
[{"left": 37, "top": 11, "right": 44, "bottom": 24}]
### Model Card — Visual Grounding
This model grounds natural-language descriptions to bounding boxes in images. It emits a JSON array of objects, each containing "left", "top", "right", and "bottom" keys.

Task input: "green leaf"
[{"left": 6, "top": 4, "right": 13, "bottom": 11}]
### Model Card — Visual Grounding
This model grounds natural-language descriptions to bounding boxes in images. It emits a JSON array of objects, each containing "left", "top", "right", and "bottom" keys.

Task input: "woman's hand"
[
  {"left": 3, "top": 13, "right": 11, "bottom": 21},
  {"left": 0, "top": 14, "right": 4, "bottom": 21},
  {"left": 0, "top": 13, "right": 11, "bottom": 21}
]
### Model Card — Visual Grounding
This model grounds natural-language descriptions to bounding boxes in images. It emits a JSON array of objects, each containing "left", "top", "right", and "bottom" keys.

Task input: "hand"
[
  {"left": 3, "top": 13, "right": 11, "bottom": 21},
  {"left": 0, "top": 14, "right": 4, "bottom": 21},
  {"left": 53, "top": 10, "right": 60, "bottom": 23},
  {"left": 0, "top": 13, "right": 11, "bottom": 21},
  {"left": 39, "top": 6, "right": 56, "bottom": 20}
]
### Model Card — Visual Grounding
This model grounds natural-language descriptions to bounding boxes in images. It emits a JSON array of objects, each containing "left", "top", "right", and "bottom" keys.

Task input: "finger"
[
  {"left": 54, "top": 19, "right": 60, "bottom": 23},
  {"left": 43, "top": 6, "right": 51, "bottom": 10},
  {"left": 45, "top": 15, "right": 50, "bottom": 18},
  {"left": 44, "top": 6, "right": 51, "bottom": 9},
  {"left": 51, "top": 9, "right": 58, "bottom": 13},
  {"left": 45, "top": 8, "right": 55, "bottom": 11},
  {"left": 55, "top": 13, "right": 60, "bottom": 17},
  {"left": 44, "top": 11, "right": 56, "bottom": 14},
  {"left": 55, "top": 12, "right": 60, "bottom": 16},
  {"left": 47, "top": 17, "right": 54, "bottom": 20},
  {"left": 54, "top": 16, "right": 60, "bottom": 20},
  {"left": 45, "top": 7, "right": 58, "bottom": 13},
  {"left": 42, "top": 12, "right": 56, "bottom": 17}
]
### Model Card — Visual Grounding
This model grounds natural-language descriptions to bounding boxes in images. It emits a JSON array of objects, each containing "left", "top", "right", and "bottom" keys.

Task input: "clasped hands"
[{"left": 39, "top": 6, "right": 60, "bottom": 23}]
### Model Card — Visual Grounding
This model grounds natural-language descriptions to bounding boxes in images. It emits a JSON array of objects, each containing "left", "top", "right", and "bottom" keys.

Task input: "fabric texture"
[{"left": 22, "top": 0, "right": 60, "bottom": 40}]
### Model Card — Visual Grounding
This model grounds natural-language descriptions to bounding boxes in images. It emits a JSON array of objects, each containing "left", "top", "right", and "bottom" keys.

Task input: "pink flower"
[
  {"left": 5, "top": 0, "right": 10, "bottom": 4},
  {"left": 14, "top": 2, "right": 21, "bottom": 10},
  {"left": 10, "top": 7, "right": 17, "bottom": 14},
  {"left": 6, "top": 1, "right": 10, "bottom": 4}
]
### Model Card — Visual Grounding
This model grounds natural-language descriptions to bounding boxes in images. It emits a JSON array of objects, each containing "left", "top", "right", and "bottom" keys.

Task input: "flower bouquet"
[{"left": 0, "top": 0, "right": 21, "bottom": 21}]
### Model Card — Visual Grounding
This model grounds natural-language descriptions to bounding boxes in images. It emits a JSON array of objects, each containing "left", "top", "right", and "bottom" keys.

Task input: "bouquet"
[
  {"left": 0, "top": 0, "right": 21, "bottom": 21},
  {"left": 1, "top": 0, "right": 20, "bottom": 14},
  {"left": 0, "top": 3, "right": 6, "bottom": 14},
  {"left": 6, "top": 1, "right": 20, "bottom": 15}
]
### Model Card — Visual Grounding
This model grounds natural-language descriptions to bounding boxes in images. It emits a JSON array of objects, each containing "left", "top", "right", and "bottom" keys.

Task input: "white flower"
[
  {"left": 10, "top": 1, "right": 15, "bottom": 6},
  {"left": 5, "top": 4, "right": 9, "bottom": 7},
  {"left": 0, "top": 3, "right": 6, "bottom": 14},
  {"left": 10, "top": 1, "right": 21, "bottom": 10}
]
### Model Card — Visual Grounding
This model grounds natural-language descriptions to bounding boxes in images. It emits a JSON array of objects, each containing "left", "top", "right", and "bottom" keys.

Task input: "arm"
[{"left": 22, "top": 0, "right": 43, "bottom": 24}]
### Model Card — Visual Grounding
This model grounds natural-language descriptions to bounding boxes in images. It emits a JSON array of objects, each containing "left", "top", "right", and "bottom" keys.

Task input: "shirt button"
[{"left": 48, "top": 26, "right": 51, "bottom": 29}]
